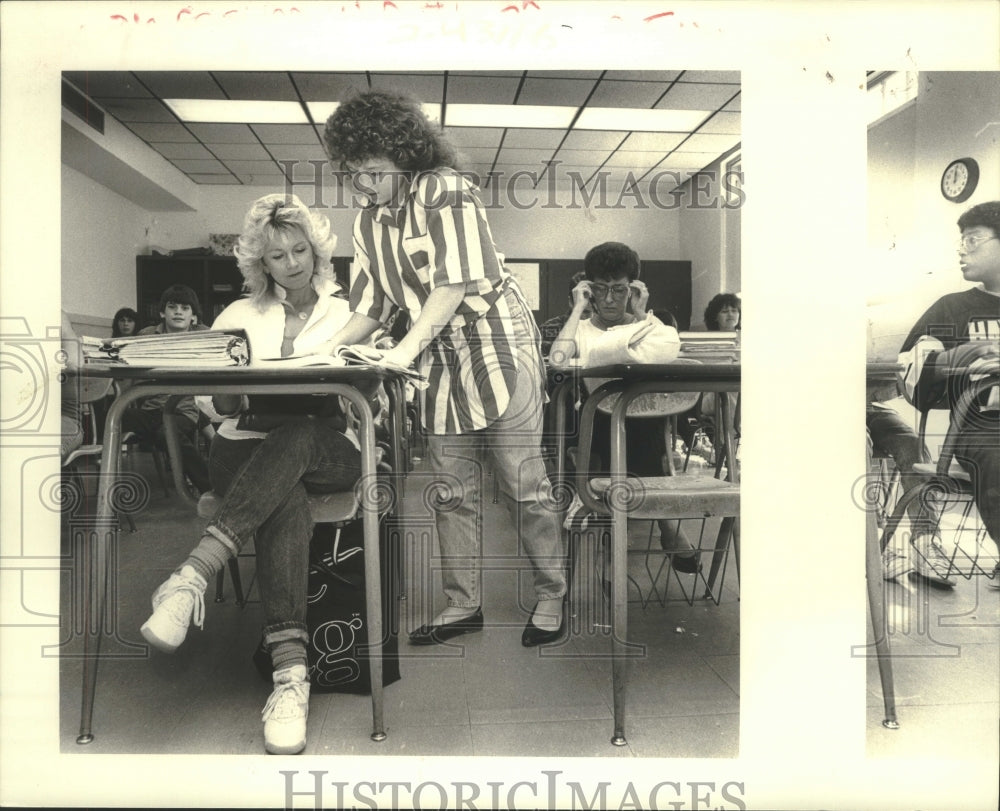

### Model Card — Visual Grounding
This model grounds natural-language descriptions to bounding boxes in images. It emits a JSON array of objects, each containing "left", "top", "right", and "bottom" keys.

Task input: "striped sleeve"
[{"left": 351, "top": 213, "right": 392, "bottom": 322}]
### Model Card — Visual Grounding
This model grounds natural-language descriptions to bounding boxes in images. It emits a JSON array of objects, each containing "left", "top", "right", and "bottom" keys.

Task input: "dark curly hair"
[
  {"left": 583, "top": 242, "right": 640, "bottom": 282},
  {"left": 112, "top": 307, "right": 140, "bottom": 337},
  {"left": 958, "top": 200, "right": 1000, "bottom": 237},
  {"left": 322, "top": 90, "right": 458, "bottom": 173},
  {"left": 704, "top": 293, "right": 741, "bottom": 330}
]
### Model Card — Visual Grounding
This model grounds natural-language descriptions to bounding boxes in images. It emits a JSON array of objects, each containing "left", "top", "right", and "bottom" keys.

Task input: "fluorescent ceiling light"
[
  {"left": 575, "top": 107, "right": 710, "bottom": 132},
  {"left": 307, "top": 101, "right": 441, "bottom": 124},
  {"left": 447, "top": 104, "right": 576, "bottom": 129},
  {"left": 164, "top": 99, "right": 308, "bottom": 124}
]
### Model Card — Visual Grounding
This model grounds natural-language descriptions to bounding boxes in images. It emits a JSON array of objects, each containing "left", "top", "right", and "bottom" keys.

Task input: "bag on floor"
[{"left": 252, "top": 516, "right": 401, "bottom": 694}]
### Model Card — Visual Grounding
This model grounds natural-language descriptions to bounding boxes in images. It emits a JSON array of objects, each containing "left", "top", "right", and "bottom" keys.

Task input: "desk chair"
[
  {"left": 62, "top": 376, "right": 136, "bottom": 533},
  {"left": 120, "top": 431, "right": 172, "bottom": 498},
  {"left": 880, "top": 373, "right": 1000, "bottom": 584},
  {"left": 573, "top": 369, "right": 741, "bottom": 747}
]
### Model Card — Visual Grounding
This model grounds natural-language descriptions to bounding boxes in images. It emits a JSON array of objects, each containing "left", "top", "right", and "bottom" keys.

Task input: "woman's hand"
[
  {"left": 629, "top": 280, "right": 649, "bottom": 318},
  {"left": 571, "top": 279, "right": 593, "bottom": 312}
]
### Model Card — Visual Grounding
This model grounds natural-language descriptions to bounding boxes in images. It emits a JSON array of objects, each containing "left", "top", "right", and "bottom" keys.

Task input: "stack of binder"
[{"left": 82, "top": 330, "right": 251, "bottom": 367}]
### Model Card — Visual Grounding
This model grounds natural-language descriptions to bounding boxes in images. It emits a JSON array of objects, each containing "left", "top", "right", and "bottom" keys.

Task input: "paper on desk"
[{"left": 334, "top": 344, "right": 429, "bottom": 389}]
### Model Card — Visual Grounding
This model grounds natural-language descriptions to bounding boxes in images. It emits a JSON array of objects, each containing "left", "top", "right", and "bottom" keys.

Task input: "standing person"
[
  {"left": 897, "top": 200, "right": 1000, "bottom": 589},
  {"left": 111, "top": 307, "right": 140, "bottom": 338},
  {"left": 322, "top": 90, "right": 567, "bottom": 648},
  {"left": 140, "top": 193, "right": 364, "bottom": 754},
  {"left": 120, "top": 284, "right": 212, "bottom": 493},
  {"left": 550, "top": 241, "right": 703, "bottom": 576}
]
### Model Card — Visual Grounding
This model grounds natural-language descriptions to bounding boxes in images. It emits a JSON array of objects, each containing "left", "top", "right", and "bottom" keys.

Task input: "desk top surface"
[
  {"left": 550, "top": 362, "right": 740, "bottom": 382},
  {"left": 79, "top": 363, "right": 395, "bottom": 385}
]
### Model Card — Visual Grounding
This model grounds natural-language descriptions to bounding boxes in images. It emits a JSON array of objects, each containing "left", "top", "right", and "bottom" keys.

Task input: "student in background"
[
  {"left": 322, "top": 90, "right": 568, "bottom": 648},
  {"left": 539, "top": 271, "right": 591, "bottom": 358},
  {"left": 120, "top": 284, "right": 211, "bottom": 493},
  {"left": 112, "top": 307, "right": 140, "bottom": 338},
  {"left": 551, "top": 241, "right": 703, "bottom": 577}
]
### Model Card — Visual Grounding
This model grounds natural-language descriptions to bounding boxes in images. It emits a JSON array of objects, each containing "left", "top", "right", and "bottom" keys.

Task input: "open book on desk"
[
  {"left": 81, "top": 329, "right": 250, "bottom": 367},
  {"left": 258, "top": 344, "right": 428, "bottom": 388}
]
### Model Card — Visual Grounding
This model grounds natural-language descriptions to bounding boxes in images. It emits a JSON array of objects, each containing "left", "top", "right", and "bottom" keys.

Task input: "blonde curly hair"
[{"left": 233, "top": 193, "right": 338, "bottom": 309}]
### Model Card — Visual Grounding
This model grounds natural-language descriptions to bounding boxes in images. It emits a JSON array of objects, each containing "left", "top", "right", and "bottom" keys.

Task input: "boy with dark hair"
[
  {"left": 897, "top": 200, "right": 1000, "bottom": 588},
  {"left": 122, "top": 284, "right": 212, "bottom": 493}
]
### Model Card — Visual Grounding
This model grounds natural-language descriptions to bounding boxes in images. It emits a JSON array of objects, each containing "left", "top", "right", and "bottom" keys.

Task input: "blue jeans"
[
  {"left": 206, "top": 420, "right": 361, "bottom": 646},
  {"left": 426, "top": 288, "right": 567, "bottom": 610}
]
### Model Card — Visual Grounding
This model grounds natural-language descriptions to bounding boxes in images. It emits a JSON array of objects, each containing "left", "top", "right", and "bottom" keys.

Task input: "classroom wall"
[{"left": 867, "top": 71, "right": 1000, "bottom": 359}]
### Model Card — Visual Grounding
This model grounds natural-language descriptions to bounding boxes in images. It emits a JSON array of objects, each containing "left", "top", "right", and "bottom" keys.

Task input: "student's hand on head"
[
  {"left": 629, "top": 280, "right": 649, "bottom": 315},
  {"left": 571, "top": 280, "right": 593, "bottom": 312}
]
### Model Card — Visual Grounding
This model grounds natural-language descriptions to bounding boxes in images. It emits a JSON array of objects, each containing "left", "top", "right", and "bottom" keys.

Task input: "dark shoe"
[
  {"left": 670, "top": 552, "right": 703, "bottom": 574},
  {"left": 521, "top": 606, "right": 567, "bottom": 647},
  {"left": 408, "top": 608, "right": 483, "bottom": 645}
]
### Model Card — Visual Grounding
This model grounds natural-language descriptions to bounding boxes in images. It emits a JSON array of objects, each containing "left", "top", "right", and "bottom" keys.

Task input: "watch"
[{"left": 940, "top": 157, "right": 979, "bottom": 203}]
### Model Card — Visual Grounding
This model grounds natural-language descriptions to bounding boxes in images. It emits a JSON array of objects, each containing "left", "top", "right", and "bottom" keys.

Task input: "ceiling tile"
[
  {"left": 604, "top": 151, "right": 676, "bottom": 171},
  {"left": 235, "top": 173, "right": 289, "bottom": 186},
  {"left": 134, "top": 71, "right": 224, "bottom": 99},
  {"left": 170, "top": 159, "right": 230, "bottom": 174},
  {"left": 213, "top": 72, "right": 299, "bottom": 101},
  {"left": 151, "top": 142, "right": 215, "bottom": 160},
  {"left": 678, "top": 70, "right": 740, "bottom": 85},
  {"left": 252, "top": 124, "right": 321, "bottom": 144},
  {"left": 104, "top": 98, "right": 177, "bottom": 123},
  {"left": 502, "top": 129, "right": 565, "bottom": 149},
  {"left": 292, "top": 72, "right": 370, "bottom": 101},
  {"left": 126, "top": 123, "right": 197, "bottom": 143},
  {"left": 657, "top": 83, "right": 740, "bottom": 111},
  {"left": 722, "top": 95, "right": 741, "bottom": 113},
  {"left": 621, "top": 132, "right": 687, "bottom": 152},
  {"left": 695, "top": 111, "right": 741, "bottom": 136},
  {"left": 188, "top": 174, "right": 242, "bottom": 185},
  {"left": 188, "top": 123, "right": 259, "bottom": 143},
  {"left": 586, "top": 80, "right": 671, "bottom": 109},
  {"left": 682, "top": 132, "right": 741, "bottom": 153},
  {"left": 560, "top": 131, "right": 628, "bottom": 151},
  {"left": 525, "top": 70, "right": 604, "bottom": 79},
  {"left": 369, "top": 72, "right": 446, "bottom": 102},
  {"left": 517, "top": 77, "right": 597, "bottom": 107},
  {"left": 496, "top": 147, "right": 559, "bottom": 165},
  {"left": 268, "top": 144, "right": 329, "bottom": 162},
  {"left": 446, "top": 75, "right": 521, "bottom": 105},
  {"left": 603, "top": 71, "right": 682, "bottom": 82},
  {"left": 654, "top": 152, "right": 722, "bottom": 171},
  {"left": 63, "top": 71, "right": 152, "bottom": 99},
  {"left": 443, "top": 127, "right": 504, "bottom": 148},
  {"left": 455, "top": 146, "right": 501, "bottom": 164},
  {"left": 211, "top": 143, "right": 271, "bottom": 160},
  {"left": 223, "top": 160, "right": 286, "bottom": 175}
]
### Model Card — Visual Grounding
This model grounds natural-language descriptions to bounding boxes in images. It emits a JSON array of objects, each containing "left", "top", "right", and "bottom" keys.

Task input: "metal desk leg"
[{"left": 866, "top": 491, "right": 898, "bottom": 728}]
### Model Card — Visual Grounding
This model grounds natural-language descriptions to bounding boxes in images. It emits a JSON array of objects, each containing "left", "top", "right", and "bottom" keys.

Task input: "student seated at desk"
[
  {"left": 895, "top": 200, "right": 1000, "bottom": 590},
  {"left": 140, "top": 193, "right": 363, "bottom": 755},
  {"left": 111, "top": 307, "right": 140, "bottom": 338},
  {"left": 119, "top": 284, "right": 212, "bottom": 493},
  {"left": 550, "top": 241, "right": 702, "bottom": 574}
]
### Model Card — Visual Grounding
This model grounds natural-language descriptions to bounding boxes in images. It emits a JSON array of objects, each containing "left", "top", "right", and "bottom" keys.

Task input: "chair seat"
[
  {"left": 197, "top": 489, "right": 359, "bottom": 523},
  {"left": 590, "top": 474, "right": 739, "bottom": 519},
  {"left": 912, "top": 461, "right": 971, "bottom": 483},
  {"left": 62, "top": 445, "right": 103, "bottom": 467}
]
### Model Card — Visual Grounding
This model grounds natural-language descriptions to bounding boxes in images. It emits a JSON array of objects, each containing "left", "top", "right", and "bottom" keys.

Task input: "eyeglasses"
[
  {"left": 590, "top": 283, "right": 630, "bottom": 300},
  {"left": 957, "top": 234, "right": 998, "bottom": 253}
]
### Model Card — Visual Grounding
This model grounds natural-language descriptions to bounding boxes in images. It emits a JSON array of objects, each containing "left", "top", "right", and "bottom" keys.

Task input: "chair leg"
[
  {"left": 214, "top": 569, "right": 226, "bottom": 603},
  {"left": 150, "top": 448, "right": 171, "bottom": 498},
  {"left": 227, "top": 558, "right": 245, "bottom": 606}
]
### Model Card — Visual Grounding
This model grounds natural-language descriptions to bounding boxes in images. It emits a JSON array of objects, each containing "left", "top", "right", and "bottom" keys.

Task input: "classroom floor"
[
  {"left": 58, "top": 452, "right": 740, "bottom": 757},
  {"left": 866, "top": 528, "right": 1000, "bottom": 759}
]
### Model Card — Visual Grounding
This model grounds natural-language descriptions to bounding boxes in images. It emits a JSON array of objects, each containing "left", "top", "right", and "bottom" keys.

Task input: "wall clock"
[{"left": 940, "top": 157, "right": 979, "bottom": 203}]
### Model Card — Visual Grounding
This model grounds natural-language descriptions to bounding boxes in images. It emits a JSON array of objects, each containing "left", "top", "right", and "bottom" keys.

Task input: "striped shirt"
[{"left": 351, "top": 168, "right": 523, "bottom": 434}]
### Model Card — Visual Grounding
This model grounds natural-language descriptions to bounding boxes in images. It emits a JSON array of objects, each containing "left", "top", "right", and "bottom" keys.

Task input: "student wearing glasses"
[
  {"left": 895, "top": 200, "right": 1000, "bottom": 589},
  {"left": 321, "top": 90, "right": 568, "bottom": 648},
  {"left": 550, "top": 241, "right": 703, "bottom": 576}
]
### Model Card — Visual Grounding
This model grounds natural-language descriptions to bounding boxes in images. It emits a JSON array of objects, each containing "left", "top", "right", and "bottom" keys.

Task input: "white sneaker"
[
  {"left": 882, "top": 547, "right": 911, "bottom": 581},
  {"left": 263, "top": 665, "right": 310, "bottom": 755},
  {"left": 140, "top": 565, "right": 207, "bottom": 652},
  {"left": 910, "top": 535, "right": 955, "bottom": 588}
]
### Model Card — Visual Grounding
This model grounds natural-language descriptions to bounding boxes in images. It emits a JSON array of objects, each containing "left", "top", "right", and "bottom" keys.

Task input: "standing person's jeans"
[
  {"left": 426, "top": 288, "right": 567, "bottom": 612},
  {"left": 205, "top": 420, "right": 361, "bottom": 648}
]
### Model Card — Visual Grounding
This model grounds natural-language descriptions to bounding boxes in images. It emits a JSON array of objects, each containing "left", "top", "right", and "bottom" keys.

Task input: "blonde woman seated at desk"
[
  {"left": 550, "top": 241, "right": 702, "bottom": 574},
  {"left": 140, "top": 193, "right": 364, "bottom": 756}
]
